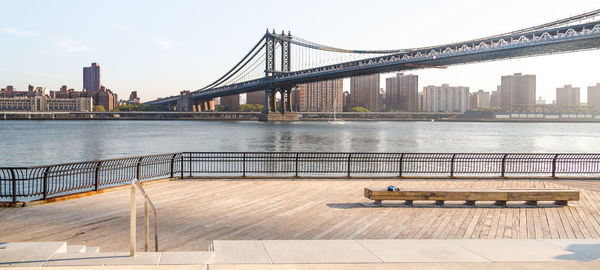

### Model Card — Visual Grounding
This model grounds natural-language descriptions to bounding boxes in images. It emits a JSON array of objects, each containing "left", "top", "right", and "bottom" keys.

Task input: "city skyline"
[{"left": 1, "top": 0, "right": 600, "bottom": 102}]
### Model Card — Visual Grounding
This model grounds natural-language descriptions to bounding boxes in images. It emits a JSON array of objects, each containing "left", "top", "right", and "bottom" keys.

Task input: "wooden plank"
[{"left": 1, "top": 179, "right": 599, "bottom": 253}]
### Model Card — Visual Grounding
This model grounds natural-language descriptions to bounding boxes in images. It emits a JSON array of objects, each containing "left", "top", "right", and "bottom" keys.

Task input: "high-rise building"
[
  {"left": 246, "top": 90, "right": 264, "bottom": 105},
  {"left": 385, "top": 73, "right": 418, "bottom": 112},
  {"left": 298, "top": 79, "right": 343, "bottom": 112},
  {"left": 422, "top": 84, "right": 470, "bottom": 112},
  {"left": 588, "top": 83, "right": 600, "bottom": 111},
  {"left": 128, "top": 91, "right": 140, "bottom": 104},
  {"left": 500, "top": 73, "right": 536, "bottom": 111},
  {"left": 291, "top": 88, "right": 300, "bottom": 111},
  {"left": 471, "top": 90, "right": 490, "bottom": 109},
  {"left": 96, "top": 86, "right": 117, "bottom": 111},
  {"left": 490, "top": 86, "right": 501, "bottom": 108},
  {"left": 220, "top": 94, "right": 240, "bottom": 111},
  {"left": 83, "top": 63, "right": 101, "bottom": 92},
  {"left": 349, "top": 74, "right": 380, "bottom": 111},
  {"left": 343, "top": 91, "right": 350, "bottom": 107},
  {"left": 556, "top": 84, "right": 580, "bottom": 108},
  {"left": 469, "top": 93, "right": 478, "bottom": 109}
]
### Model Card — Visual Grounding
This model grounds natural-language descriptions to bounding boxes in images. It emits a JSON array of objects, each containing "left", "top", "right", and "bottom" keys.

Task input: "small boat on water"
[{"left": 328, "top": 91, "right": 345, "bottom": 125}]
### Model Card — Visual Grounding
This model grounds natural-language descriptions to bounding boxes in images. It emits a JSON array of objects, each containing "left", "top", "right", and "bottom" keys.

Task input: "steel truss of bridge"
[{"left": 146, "top": 9, "right": 600, "bottom": 113}]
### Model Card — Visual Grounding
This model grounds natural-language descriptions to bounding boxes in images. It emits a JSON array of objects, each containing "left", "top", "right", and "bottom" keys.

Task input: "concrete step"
[
  {"left": 85, "top": 246, "right": 100, "bottom": 253},
  {"left": 0, "top": 242, "right": 67, "bottom": 267},
  {"left": 66, "top": 245, "right": 86, "bottom": 253},
  {"left": 3, "top": 239, "right": 600, "bottom": 267},
  {"left": 43, "top": 251, "right": 215, "bottom": 266}
]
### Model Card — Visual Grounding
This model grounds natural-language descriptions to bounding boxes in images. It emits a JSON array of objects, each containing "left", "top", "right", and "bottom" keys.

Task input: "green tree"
[
  {"left": 237, "top": 104, "right": 264, "bottom": 112},
  {"left": 343, "top": 106, "right": 369, "bottom": 112},
  {"left": 93, "top": 105, "right": 106, "bottom": 112},
  {"left": 114, "top": 103, "right": 168, "bottom": 112}
]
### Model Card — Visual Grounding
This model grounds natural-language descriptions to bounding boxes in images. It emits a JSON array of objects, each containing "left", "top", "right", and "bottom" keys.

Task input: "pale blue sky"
[{"left": 1, "top": 0, "right": 599, "bottom": 102}]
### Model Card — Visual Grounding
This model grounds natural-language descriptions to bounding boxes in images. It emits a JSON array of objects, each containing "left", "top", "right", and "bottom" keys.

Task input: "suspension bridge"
[{"left": 146, "top": 9, "right": 600, "bottom": 119}]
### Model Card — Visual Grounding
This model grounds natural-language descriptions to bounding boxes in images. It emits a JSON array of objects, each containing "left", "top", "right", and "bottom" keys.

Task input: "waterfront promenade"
[{"left": 2, "top": 179, "right": 600, "bottom": 252}]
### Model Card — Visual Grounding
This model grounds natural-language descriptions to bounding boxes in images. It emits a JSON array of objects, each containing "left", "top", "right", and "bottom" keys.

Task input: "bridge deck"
[{"left": 1, "top": 179, "right": 600, "bottom": 252}]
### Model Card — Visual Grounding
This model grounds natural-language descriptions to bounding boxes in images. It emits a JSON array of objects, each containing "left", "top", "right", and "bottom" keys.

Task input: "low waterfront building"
[
  {"left": 536, "top": 96, "right": 546, "bottom": 105},
  {"left": 0, "top": 95, "right": 92, "bottom": 112},
  {"left": 0, "top": 85, "right": 92, "bottom": 112}
]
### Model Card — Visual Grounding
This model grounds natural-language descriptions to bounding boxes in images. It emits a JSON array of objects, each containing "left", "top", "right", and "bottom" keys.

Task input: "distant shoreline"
[{"left": 1, "top": 111, "right": 599, "bottom": 123}]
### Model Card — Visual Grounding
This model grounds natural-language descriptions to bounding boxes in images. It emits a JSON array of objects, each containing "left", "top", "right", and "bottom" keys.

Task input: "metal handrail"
[{"left": 130, "top": 179, "right": 158, "bottom": 257}]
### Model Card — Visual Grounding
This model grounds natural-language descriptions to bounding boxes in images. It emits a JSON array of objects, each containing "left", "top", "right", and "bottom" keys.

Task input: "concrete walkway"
[{"left": 1, "top": 239, "right": 600, "bottom": 268}]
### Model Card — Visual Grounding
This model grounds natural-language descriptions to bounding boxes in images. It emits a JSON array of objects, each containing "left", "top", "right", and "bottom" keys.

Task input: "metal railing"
[
  {"left": 2, "top": 152, "right": 600, "bottom": 202},
  {"left": 182, "top": 152, "right": 600, "bottom": 178},
  {"left": 1, "top": 153, "right": 182, "bottom": 203},
  {"left": 130, "top": 179, "right": 158, "bottom": 256}
]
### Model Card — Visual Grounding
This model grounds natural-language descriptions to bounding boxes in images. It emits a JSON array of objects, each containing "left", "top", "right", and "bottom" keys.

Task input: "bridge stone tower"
[
  {"left": 176, "top": 90, "right": 215, "bottom": 112},
  {"left": 260, "top": 30, "right": 298, "bottom": 121}
]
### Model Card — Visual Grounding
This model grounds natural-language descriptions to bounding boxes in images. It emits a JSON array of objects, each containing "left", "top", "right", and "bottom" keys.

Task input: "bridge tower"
[{"left": 260, "top": 30, "right": 298, "bottom": 121}]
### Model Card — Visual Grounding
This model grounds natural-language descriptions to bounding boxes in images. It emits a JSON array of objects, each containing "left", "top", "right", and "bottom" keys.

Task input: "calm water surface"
[{"left": 0, "top": 120, "right": 599, "bottom": 166}]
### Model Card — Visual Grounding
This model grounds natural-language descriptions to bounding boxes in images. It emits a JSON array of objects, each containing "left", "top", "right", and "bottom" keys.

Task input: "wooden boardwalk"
[{"left": 1, "top": 179, "right": 600, "bottom": 252}]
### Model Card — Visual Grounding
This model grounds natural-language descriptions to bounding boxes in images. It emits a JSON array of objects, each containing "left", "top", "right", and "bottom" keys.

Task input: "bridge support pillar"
[
  {"left": 176, "top": 91, "right": 193, "bottom": 112},
  {"left": 194, "top": 99, "right": 215, "bottom": 112},
  {"left": 259, "top": 87, "right": 298, "bottom": 121},
  {"left": 265, "top": 88, "right": 277, "bottom": 113}
]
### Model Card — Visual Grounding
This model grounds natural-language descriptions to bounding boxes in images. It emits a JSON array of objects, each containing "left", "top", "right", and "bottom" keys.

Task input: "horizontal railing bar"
[{"left": 17, "top": 153, "right": 182, "bottom": 170}]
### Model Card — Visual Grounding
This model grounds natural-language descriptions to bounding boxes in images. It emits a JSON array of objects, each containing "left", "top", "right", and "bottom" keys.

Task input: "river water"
[{"left": 0, "top": 120, "right": 598, "bottom": 166}]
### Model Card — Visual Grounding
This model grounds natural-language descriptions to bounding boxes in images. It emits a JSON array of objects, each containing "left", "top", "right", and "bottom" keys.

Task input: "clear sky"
[{"left": 1, "top": 0, "right": 599, "bottom": 102}]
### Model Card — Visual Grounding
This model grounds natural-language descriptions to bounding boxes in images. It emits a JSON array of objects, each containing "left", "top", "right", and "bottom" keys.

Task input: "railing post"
[
  {"left": 552, "top": 154, "right": 559, "bottom": 178},
  {"left": 10, "top": 169, "right": 16, "bottom": 203},
  {"left": 188, "top": 153, "right": 192, "bottom": 177},
  {"left": 242, "top": 153, "right": 246, "bottom": 177},
  {"left": 43, "top": 167, "right": 50, "bottom": 200},
  {"left": 130, "top": 184, "right": 136, "bottom": 257},
  {"left": 136, "top": 157, "right": 143, "bottom": 181},
  {"left": 154, "top": 208, "right": 159, "bottom": 252},
  {"left": 95, "top": 161, "right": 102, "bottom": 191},
  {"left": 144, "top": 200, "right": 149, "bottom": 252},
  {"left": 170, "top": 154, "right": 177, "bottom": 178},
  {"left": 501, "top": 154, "right": 507, "bottom": 178},
  {"left": 450, "top": 154, "right": 456, "bottom": 178},
  {"left": 295, "top": 153, "right": 299, "bottom": 177},
  {"left": 180, "top": 153, "right": 184, "bottom": 179},
  {"left": 398, "top": 154, "right": 404, "bottom": 178},
  {"left": 347, "top": 153, "right": 352, "bottom": 178}
]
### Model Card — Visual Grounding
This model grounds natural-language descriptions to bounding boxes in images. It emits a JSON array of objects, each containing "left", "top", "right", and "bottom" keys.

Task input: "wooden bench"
[{"left": 364, "top": 188, "right": 579, "bottom": 206}]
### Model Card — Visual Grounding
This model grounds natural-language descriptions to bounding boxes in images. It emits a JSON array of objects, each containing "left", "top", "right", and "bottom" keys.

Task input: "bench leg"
[
  {"left": 464, "top": 200, "right": 476, "bottom": 206},
  {"left": 525, "top": 201, "right": 538, "bottom": 206},
  {"left": 373, "top": 200, "right": 382, "bottom": 206},
  {"left": 434, "top": 200, "right": 444, "bottom": 206},
  {"left": 404, "top": 200, "right": 413, "bottom": 206},
  {"left": 494, "top": 201, "right": 507, "bottom": 207},
  {"left": 554, "top": 200, "right": 568, "bottom": 206}
]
